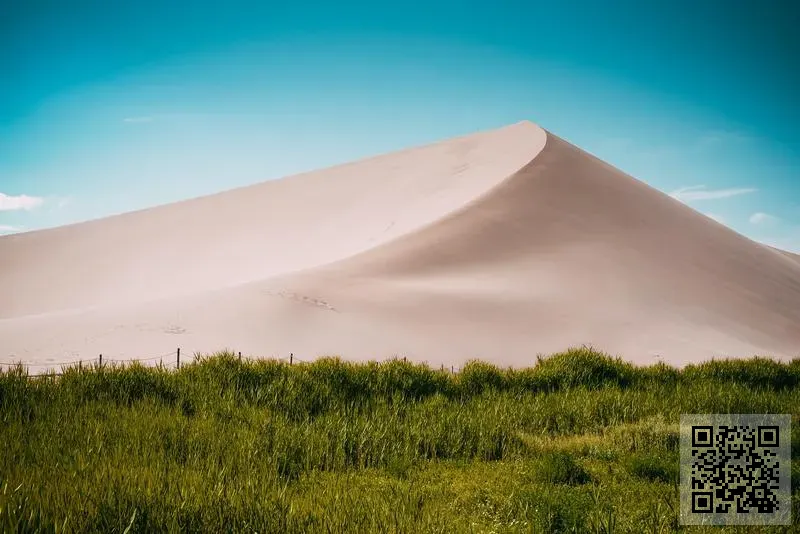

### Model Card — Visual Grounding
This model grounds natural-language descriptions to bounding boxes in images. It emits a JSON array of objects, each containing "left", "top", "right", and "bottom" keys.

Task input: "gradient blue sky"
[{"left": 2, "top": 1, "right": 798, "bottom": 250}]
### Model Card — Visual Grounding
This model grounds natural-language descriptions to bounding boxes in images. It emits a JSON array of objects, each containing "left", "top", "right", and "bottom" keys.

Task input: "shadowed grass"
[{"left": 0, "top": 346, "right": 797, "bottom": 533}]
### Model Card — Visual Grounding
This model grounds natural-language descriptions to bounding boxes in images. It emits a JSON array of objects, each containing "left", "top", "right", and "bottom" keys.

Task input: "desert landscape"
[
  {"left": 2, "top": 122, "right": 799, "bottom": 532},
  {"left": 2, "top": 120, "right": 799, "bottom": 373},
  {"left": 3, "top": 0, "right": 797, "bottom": 530}
]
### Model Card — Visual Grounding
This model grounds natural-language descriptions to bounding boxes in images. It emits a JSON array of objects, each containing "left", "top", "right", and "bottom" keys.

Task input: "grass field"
[{"left": 1, "top": 347, "right": 798, "bottom": 533}]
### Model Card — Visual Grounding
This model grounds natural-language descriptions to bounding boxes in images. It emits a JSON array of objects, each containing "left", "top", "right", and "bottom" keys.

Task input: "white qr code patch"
[{"left": 680, "top": 414, "right": 791, "bottom": 526}]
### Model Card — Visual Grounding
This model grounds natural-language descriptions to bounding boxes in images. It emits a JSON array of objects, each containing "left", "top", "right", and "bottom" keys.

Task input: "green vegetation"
[{"left": 0, "top": 347, "right": 798, "bottom": 533}]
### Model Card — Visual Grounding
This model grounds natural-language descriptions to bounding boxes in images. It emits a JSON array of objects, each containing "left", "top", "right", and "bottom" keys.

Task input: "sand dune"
[
  {"left": 770, "top": 246, "right": 800, "bottom": 264},
  {"left": 2, "top": 121, "right": 799, "bottom": 370},
  {"left": 0, "top": 123, "right": 541, "bottom": 320}
]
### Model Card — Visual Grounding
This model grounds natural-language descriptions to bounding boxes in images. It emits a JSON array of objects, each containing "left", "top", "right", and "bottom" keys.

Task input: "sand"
[{"left": 1, "top": 121, "right": 799, "bottom": 372}]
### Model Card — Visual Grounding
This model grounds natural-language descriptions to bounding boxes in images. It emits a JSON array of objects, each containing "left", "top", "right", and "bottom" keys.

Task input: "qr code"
[{"left": 680, "top": 414, "right": 791, "bottom": 526}]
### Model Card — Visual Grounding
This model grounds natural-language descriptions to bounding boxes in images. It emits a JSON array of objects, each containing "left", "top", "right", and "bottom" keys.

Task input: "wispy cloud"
[
  {"left": 0, "top": 224, "right": 23, "bottom": 235},
  {"left": 749, "top": 212, "right": 778, "bottom": 225},
  {"left": 669, "top": 185, "right": 757, "bottom": 202},
  {"left": 0, "top": 192, "right": 44, "bottom": 211},
  {"left": 123, "top": 116, "right": 154, "bottom": 123}
]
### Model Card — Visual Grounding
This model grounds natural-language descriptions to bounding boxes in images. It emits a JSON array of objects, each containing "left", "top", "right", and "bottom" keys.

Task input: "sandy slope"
[
  {"left": 770, "top": 246, "right": 800, "bottom": 264},
  {"left": 0, "top": 122, "right": 541, "bottom": 320},
  {"left": 2, "top": 121, "right": 799, "bottom": 370}
]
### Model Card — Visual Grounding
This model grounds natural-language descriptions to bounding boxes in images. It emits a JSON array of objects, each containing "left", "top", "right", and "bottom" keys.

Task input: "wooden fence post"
[
  {"left": 290, "top": 353, "right": 293, "bottom": 365},
  {"left": 99, "top": 354, "right": 103, "bottom": 367},
  {"left": 177, "top": 347, "right": 181, "bottom": 369},
  {"left": 238, "top": 351, "right": 242, "bottom": 362}
]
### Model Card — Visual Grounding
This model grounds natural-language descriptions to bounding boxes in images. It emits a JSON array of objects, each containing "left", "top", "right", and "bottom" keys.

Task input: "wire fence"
[
  {"left": 0, "top": 349, "right": 182, "bottom": 378},
  {"left": 0, "top": 348, "right": 463, "bottom": 379}
]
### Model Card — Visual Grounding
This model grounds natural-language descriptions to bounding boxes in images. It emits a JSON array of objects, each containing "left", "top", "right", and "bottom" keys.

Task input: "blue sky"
[{"left": 2, "top": 1, "right": 798, "bottom": 250}]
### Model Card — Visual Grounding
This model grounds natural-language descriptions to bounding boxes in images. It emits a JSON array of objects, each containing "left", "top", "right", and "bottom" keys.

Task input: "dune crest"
[
  {"left": 0, "top": 122, "right": 544, "bottom": 320},
  {"left": 2, "top": 121, "right": 799, "bottom": 369}
]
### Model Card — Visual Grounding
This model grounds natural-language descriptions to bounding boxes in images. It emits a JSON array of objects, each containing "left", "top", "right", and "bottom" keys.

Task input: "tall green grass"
[{"left": 0, "top": 347, "right": 797, "bottom": 533}]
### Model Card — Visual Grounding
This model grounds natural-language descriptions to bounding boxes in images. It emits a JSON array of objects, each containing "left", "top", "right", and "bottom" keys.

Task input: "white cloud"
[
  {"left": 749, "top": 212, "right": 778, "bottom": 225},
  {"left": 0, "top": 225, "right": 23, "bottom": 235},
  {"left": 0, "top": 192, "right": 44, "bottom": 211},
  {"left": 123, "top": 116, "right": 154, "bottom": 123},
  {"left": 669, "top": 185, "right": 757, "bottom": 202}
]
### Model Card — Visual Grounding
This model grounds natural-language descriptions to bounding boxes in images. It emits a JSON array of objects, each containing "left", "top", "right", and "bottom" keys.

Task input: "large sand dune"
[{"left": 2, "top": 121, "right": 799, "bottom": 370}]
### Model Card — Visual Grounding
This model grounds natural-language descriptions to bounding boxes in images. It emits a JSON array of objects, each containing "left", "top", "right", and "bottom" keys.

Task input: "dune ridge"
[
  {"left": 0, "top": 122, "right": 542, "bottom": 320},
  {"left": 1, "top": 121, "right": 799, "bottom": 369}
]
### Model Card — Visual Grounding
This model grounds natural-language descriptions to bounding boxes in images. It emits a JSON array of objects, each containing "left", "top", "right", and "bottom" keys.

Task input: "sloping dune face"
[
  {"left": 0, "top": 122, "right": 543, "bottom": 319},
  {"left": 2, "top": 121, "right": 799, "bottom": 369},
  {"left": 278, "top": 132, "right": 800, "bottom": 365},
  {"left": 770, "top": 247, "right": 800, "bottom": 264}
]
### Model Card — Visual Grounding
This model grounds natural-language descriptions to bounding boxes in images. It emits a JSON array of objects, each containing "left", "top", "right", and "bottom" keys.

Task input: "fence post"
[
  {"left": 451, "top": 365, "right": 454, "bottom": 374},
  {"left": 177, "top": 347, "right": 180, "bottom": 370},
  {"left": 99, "top": 354, "right": 102, "bottom": 368},
  {"left": 290, "top": 353, "right": 293, "bottom": 365},
  {"left": 79, "top": 360, "right": 82, "bottom": 371},
  {"left": 238, "top": 351, "right": 242, "bottom": 362}
]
